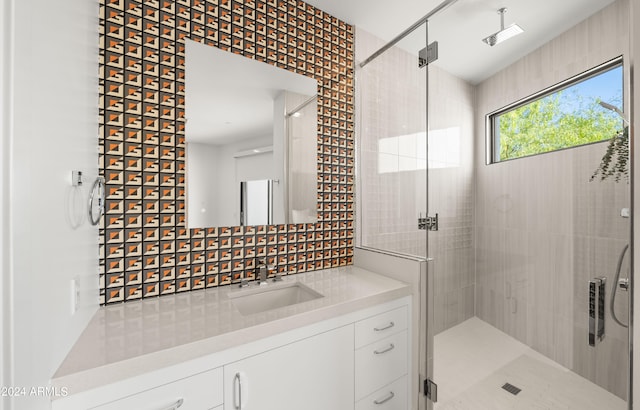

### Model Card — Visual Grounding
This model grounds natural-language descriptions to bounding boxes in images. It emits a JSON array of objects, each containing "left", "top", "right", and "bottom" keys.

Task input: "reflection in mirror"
[
  {"left": 185, "top": 39, "right": 318, "bottom": 229},
  {"left": 287, "top": 95, "right": 317, "bottom": 224}
]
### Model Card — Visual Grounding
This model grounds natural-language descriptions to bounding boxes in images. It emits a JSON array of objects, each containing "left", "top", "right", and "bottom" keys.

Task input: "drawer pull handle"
[
  {"left": 234, "top": 372, "right": 243, "bottom": 410},
  {"left": 160, "top": 398, "right": 184, "bottom": 410},
  {"left": 373, "top": 321, "right": 395, "bottom": 332},
  {"left": 373, "top": 391, "right": 395, "bottom": 405},
  {"left": 374, "top": 343, "right": 395, "bottom": 355}
]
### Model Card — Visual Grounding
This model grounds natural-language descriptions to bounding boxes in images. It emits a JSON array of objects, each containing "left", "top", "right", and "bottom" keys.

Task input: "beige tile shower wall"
[
  {"left": 474, "top": 0, "right": 630, "bottom": 399},
  {"left": 355, "top": 28, "right": 476, "bottom": 334},
  {"left": 428, "top": 65, "right": 476, "bottom": 334}
]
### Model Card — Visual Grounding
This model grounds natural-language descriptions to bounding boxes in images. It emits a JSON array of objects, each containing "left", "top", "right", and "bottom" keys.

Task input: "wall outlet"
[{"left": 70, "top": 279, "right": 79, "bottom": 314}]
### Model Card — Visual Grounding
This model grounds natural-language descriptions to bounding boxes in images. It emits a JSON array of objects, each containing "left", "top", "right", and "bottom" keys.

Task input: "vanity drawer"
[
  {"left": 355, "top": 376, "right": 408, "bottom": 410},
  {"left": 90, "top": 368, "right": 222, "bottom": 410},
  {"left": 355, "top": 306, "right": 407, "bottom": 348},
  {"left": 355, "top": 330, "right": 408, "bottom": 400}
]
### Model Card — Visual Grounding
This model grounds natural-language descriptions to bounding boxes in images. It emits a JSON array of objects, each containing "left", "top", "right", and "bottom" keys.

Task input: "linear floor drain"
[{"left": 502, "top": 383, "right": 522, "bottom": 395}]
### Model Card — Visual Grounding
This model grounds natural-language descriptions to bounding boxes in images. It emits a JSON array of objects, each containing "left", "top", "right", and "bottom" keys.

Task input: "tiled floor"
[{"left": 433, "top": 317, "right": 626, "bottom": 410}]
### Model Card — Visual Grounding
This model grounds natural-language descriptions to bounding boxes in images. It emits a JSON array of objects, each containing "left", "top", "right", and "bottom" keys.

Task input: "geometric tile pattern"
[{"left": 99, "top": 0, "right": 355, "bottom": 304}]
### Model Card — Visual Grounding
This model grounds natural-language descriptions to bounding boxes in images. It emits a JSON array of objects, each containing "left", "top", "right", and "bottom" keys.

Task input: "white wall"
[
  {"left": 186, "top": 142, "right": 219, "bottom": 229},
  {"left": 1, "top": 1, "right": 11, "bottom": 408},
  {"left": 286, "top": 94, "right": 317, "bottom": 224},
  {"left": 3, "top": 0, "right": 99, "bottom": 409},
  {"left": 273, "top": 92, "right": 286, "bottom": 224}
]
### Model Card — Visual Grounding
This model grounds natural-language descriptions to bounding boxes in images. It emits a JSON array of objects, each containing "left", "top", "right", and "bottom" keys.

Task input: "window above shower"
[{"left": 487, "top": 57, "right": 624, "bottom": 164}]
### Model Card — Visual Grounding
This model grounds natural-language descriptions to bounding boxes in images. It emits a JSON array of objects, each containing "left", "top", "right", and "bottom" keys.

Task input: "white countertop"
[{"left": 52, "top": 266, "right": 410, "bottom": 395}]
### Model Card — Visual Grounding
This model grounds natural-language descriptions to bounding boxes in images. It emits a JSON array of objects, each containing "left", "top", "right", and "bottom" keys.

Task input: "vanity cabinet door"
[
  {"left": 223, "top": 324, "right": 354, "bottom": 410},
  {"left": 90, "top": 368, "right": 222, "bottom": 410}
]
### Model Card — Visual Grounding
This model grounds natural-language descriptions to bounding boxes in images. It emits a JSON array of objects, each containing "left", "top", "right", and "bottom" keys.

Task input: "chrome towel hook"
[{"left": 88, "top": 176, "right": 105, "bottom": 226}]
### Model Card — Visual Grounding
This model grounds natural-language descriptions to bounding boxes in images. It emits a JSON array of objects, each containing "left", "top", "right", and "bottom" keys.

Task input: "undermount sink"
[{"left": 229, "top": 282, "right": 324, "bottom": 315}]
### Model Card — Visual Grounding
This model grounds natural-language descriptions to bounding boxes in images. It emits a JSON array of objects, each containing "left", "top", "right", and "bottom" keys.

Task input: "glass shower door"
[
  {"left": 356, "top": 24, "right": 428, "bottom": 259},
  {"left": 356, "top": 23, "right": 430, "bottom": 410},
  {"left": 423, "top": 8, "right": 476, "bottom": 408},
  {"left": 427, "top": 1, "right": 630, "bottom": 409}
]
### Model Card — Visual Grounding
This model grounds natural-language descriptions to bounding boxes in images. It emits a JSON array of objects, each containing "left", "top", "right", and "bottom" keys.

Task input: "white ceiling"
[{"left": 304, "top": 0, "right": 616, "bottom": 84}]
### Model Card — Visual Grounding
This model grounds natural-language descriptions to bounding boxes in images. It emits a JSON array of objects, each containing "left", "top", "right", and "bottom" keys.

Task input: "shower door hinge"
[
  {"left": 424, "top": 378, "right": 438, "bottom": 402},
  {"left": 418, "top": 41, "right": 439, "bottom": 68},
  {"left": 418, "top": 213, "right": 439, "bottom": 231}
]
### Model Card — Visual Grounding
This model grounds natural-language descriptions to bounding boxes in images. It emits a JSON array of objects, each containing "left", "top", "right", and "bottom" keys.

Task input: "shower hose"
[{"left": 610, "top": 244, "right": 629, "bottom": 328}]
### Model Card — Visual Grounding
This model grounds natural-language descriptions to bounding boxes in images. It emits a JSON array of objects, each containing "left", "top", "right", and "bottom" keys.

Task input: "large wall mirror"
[{"left": 185, "top": 39, "right": 318, "bottom": 229}]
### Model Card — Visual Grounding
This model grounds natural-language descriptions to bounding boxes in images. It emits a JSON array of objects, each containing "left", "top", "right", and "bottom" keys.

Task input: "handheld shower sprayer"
[{"left": 598, "top": 101, "right": 628, "bottom": 125}]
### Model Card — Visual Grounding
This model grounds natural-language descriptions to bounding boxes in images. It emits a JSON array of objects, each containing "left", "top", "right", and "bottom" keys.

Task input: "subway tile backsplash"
[{"left": 99, "top": 0, "right": 355, "bottom": 305}]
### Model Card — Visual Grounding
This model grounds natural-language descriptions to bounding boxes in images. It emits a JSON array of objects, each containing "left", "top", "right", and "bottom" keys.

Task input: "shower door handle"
[{"left": 588, "top": 277, "right": 606, "bottom": 346}]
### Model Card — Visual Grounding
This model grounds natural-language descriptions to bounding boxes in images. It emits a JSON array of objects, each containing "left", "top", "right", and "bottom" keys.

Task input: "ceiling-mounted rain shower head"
[{"left": 482, "top": 8, "right": 524, "bottom": 46}]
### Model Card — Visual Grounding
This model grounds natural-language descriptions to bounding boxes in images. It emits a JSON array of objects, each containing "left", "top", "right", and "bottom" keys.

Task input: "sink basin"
[{"left": 229, "top": 282, "right": 323, "bottom": 315}]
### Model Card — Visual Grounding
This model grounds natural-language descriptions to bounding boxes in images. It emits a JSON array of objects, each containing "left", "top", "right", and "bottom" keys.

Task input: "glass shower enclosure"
[{"left": 356, "top": 0, "right": 632, "bottom": 409}]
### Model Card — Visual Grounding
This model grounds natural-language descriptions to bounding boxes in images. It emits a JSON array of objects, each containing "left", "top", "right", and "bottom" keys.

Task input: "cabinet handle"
[
  {"left": 234, "top": 372, "right": 242, "bottom": 410},
  {"left": 373, "top": 391, "right": 395, "bottom": 405},
  {"left": 373, "top": 343, "right": 395, "bottom": 355},
  {"left": 373, "top": 321, "right": 395, "bottom": 332},
  {"left": 159, "top": 398, "right": 184, "bottom": 410}
]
